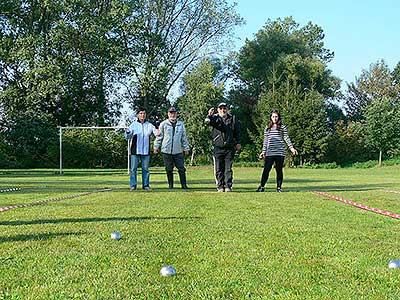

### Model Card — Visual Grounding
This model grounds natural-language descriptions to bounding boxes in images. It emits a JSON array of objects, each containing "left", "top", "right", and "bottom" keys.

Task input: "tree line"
[{"left": 0, "top": 1, "right": 399, "bottom": 168}]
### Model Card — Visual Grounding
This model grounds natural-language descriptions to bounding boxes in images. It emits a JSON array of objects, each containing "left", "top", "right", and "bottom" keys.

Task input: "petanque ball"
[
  {"left": 160, "top": 265, "right": 176, "bottom": 277},
  {"left": 110, "top": 231, "right": 122, "bottom": 240},
  {"left": 388, "top": 259, "right": 400, "bottom": 269}
]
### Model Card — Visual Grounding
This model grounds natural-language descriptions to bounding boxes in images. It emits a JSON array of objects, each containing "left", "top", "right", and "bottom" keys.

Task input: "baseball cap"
[
  {"left": 217, "top": 102, "right": 227, "bottom": 108},
  {"left": 168, "top": 107, "right": 177, "bottom": 112}
]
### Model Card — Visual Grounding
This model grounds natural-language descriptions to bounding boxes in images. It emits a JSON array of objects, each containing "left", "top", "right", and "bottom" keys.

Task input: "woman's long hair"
[{"left": 267, "top": 109, "right": 282, "bottom": 130}]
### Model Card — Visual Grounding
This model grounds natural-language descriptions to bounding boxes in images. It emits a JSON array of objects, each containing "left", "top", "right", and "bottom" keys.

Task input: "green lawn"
[{"left": 1, "top": 166, "right": 400, "bottom": 299}]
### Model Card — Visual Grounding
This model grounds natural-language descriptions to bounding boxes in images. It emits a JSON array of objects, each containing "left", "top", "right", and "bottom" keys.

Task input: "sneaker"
[
  {"left": 256, "top": 186, "right": 265, "bottom": 192},
  {"left": 217, "top": 187, "right": 225, "bottom": 192},
  {"left": 181, "top": 185, "right": 189, "bottom": 190},
  {"left": 276, "top": 187, "right": 283, "bottom": 193},
  {"left": 225, "top": 187, "right": 233, "bottom": 192},
  {"left": 143, "top": 186, "right": 150, "bottom": 191},
  {"left": 130, "top": 186, "right": 137, "bottom": 191}
]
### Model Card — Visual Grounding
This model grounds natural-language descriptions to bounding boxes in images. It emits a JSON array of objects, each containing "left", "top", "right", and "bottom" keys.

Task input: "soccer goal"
[{"left": 58, "top": 126, "right": 130, "bottom": 175}]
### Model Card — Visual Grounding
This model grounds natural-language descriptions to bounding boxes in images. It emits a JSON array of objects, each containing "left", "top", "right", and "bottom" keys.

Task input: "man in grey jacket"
[{"left": 154, "top": 107, "right": 190, "bottom": 189}]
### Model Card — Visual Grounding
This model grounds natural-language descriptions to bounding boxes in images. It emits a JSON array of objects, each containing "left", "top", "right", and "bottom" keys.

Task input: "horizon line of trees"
[{"left": 1, "top": 1, "right": 399, "bottom": 168}]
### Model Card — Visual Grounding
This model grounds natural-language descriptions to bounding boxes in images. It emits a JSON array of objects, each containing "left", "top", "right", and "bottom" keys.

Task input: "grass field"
[{"left": 1, "top": 166, "right": 400, "bottom": 299}]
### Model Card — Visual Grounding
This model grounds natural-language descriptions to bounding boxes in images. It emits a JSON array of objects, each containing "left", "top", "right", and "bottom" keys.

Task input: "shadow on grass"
[
  {"left": 0, "top": 216, "right": 201, "bottom": 227},
  {"left": 0, "top": 231, "right": 86, "bottom": 243}
]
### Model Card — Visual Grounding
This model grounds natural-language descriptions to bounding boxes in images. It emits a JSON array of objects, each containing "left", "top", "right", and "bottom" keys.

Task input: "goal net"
[{"left": 58, "top": 126, "right": 130, "bottom": 174}]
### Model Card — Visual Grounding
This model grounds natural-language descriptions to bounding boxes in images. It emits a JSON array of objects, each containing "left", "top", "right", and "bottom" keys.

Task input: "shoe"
[
  {"left": 130, "top": 186, "right": 137, "bottom": 191},
  {"left": 143, "top": 186, "right": 150, "bottom": 191},
  {"left": 217, "top": 187, "right": 225, "bottom": 192},
  {"left": 167, "top": 171, "right": 174, "bottom": 189},
  {"left": 256, "top": 186, "right": 265, "bottom": 192},
  {"left": 181, "top": 185, "right": 189, "bottom": 190},
  {"left": 276, "top": 187, "right": 283, "bottom": 192},
  {"left": 225, "top": 187, "right": 233, "bottom": 192}
]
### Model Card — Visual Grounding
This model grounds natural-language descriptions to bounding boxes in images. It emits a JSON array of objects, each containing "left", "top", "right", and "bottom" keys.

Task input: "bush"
[
  {"left": 2, "top": 113, "right": 58, "bottom": 168},
  {"left": 62, "top": 129, "right": 127, "bottom": 168},
  {"left": 237, "top": 144, "right": 259, "bottom": 162},
  {"left": 324, "top": 121, "right": 375, "bottom": 166},
  {"left": 383, "top": 157, "right": 400, "bottom": 166},
  {"left": 297, "top": 162, "right": 339, "bottom": 169}
]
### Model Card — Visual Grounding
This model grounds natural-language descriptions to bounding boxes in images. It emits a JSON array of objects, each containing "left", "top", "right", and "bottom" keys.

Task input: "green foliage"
[
  {"left": 177, "top": 58, "right": 225, "bottom": 164},
  {"left": 237, "top": 144, "right": 259, "bottom": 162},
  {"left": 1, "top": 124, "right": 132, "bottom": 168},
  {"left": 255, "top": 84, "right": 330, "bottom": 165},
  {"left": 350, "top": 160, "right": 381, "bottom": 169},
  {"left": 117, "top": 0, "right": 243, "bottom": 115},
  {"left": 0, "top": 0, "right": 126, "bottom": 126},
  {"left": 296, "top": 162, "right": 339, "bottom": 169},
  {"left": 324, "top": 121, "right": 374, "bottom": 166},
  {"left": 345, "top": 60, "right": 400, "bottom": 121},
  {"left": 62, "top": 129, "right": 128, "bottom": 168},
  {"left": 229, "top": 17, "right": 341, "bottom": 163},
  {"left": 363, "top": 98, "right": 400, "bottom": 164},
  {"left": 393, "top": 61, "right": 400, "bottom": 85},
  {"left": 344, "top": 157, "right": 400, "bottom": 168},
  {"left": 2, "top": 112, "right": 58, "bottom": 168}
]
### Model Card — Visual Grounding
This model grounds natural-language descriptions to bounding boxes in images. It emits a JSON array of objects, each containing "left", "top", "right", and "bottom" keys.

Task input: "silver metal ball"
[
  {"left": 160, "top": 265, "right": 176, "bottom": 277},
  {"left": 110, "top": 231, "right": 122, "bottom": 240},
  {"left": 388, "top": 259, "right": 400, "bottom": 269}
]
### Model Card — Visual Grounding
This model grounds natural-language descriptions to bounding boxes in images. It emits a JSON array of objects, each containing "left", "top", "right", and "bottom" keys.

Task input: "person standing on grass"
[
  {"left": 154, "top": 107, "right": 190, "bottom": 189},
  {"left": 125, "top": 108, "right": 160, "bottom": 191},
  {"left": 256, "top": 109, "right": 297, "bottom": 192},
  {"left": 205, "top": 102, "right": 241, "bottom": 192}
]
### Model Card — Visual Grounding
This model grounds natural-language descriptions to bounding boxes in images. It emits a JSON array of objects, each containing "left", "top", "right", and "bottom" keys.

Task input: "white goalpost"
[{"left": 58, "top": 126, "right": 130, "bottom": 175}]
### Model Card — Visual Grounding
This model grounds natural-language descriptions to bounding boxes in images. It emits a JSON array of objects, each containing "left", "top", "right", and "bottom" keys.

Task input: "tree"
[
  {"left": 3, "top": 112, "right": 58, "bottom": 168},
  {"left": 364, "top": 98, "right": 400, "bottom": 166},
  {"left": 116, "top": 0, "right": 243, "bottom": 116},
  {"left": 324, "top": 121, "right": 372, "bottom": 166},
  {"left": 392, "top": 61, "right": 400, "bottom": 85},
  {"left": 0, "top": 0, "right": 130, "bottom": 127},
  {"left": 0, "top": 0, "right": 134, "bottom": 167},
  {"left": 176, "top": 58, "right": 224, "bottom": 165},
  {"left": 345, "top": 60, "right": 400, "bottom": 121},
  {"left": 254, "top": 80, "right": 329, "bottom": 165},
  {"left": 228, "top": 17, "right": 341, "bottom": 149}
]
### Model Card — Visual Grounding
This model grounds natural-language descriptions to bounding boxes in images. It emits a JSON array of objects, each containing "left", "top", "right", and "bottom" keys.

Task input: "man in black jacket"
[{"left": 205, "top": 102, "right": 241, "bottom": 192}]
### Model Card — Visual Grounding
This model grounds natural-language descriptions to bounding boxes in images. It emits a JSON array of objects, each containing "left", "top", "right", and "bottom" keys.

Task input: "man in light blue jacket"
[
  {"left": 125, "top": 108, "right": 159, "bottom": 191},
  {"left": 154, "top": 107, "right": 190, "bottom": 189}
]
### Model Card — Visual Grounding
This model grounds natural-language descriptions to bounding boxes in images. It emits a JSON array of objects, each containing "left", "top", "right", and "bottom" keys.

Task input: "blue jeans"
[{"left": 130, "top": 155, "right": 150, "bottom": 188}]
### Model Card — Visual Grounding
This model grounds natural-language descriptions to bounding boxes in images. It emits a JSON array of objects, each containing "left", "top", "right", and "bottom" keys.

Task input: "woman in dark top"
[{"left": 256, "top": 109, "right": 297, "bottom": 192}]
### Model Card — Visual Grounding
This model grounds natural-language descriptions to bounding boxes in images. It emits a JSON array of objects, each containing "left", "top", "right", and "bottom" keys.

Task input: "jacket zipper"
[
  {"left": 141, "top": 123, "right": 145, "bottom": 155},
  {"left": 171, "top": 122, "right": 175, "bottom": 154}
]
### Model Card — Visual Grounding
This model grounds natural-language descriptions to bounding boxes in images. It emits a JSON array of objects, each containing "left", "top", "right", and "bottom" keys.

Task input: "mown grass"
[{"left": 0, "top": 166, "right": 400, "bottom": 299}]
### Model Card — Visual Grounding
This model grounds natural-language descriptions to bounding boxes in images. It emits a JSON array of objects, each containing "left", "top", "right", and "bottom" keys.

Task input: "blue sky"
[{"left": 231, "top": 0, "right": 400, "bottom": 88}]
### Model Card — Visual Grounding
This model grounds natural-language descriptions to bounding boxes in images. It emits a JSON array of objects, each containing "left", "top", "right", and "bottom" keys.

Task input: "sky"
[{"left": 231, "top": 0, "right": 400, "bottom": 88}]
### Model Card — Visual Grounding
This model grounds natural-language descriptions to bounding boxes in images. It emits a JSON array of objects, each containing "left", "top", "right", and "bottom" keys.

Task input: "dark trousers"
[
  {"left": 162, "top": 153, "right": 186, "bottom": 173},
  {"left": 213, "top": 147, "right": 235, "bottom": 188},
  {"left": 259, "top": 156, "right": 285, "bottom": 188},
  {"left": 162, "top": 153, "right": 187, "bottom": 188}
]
